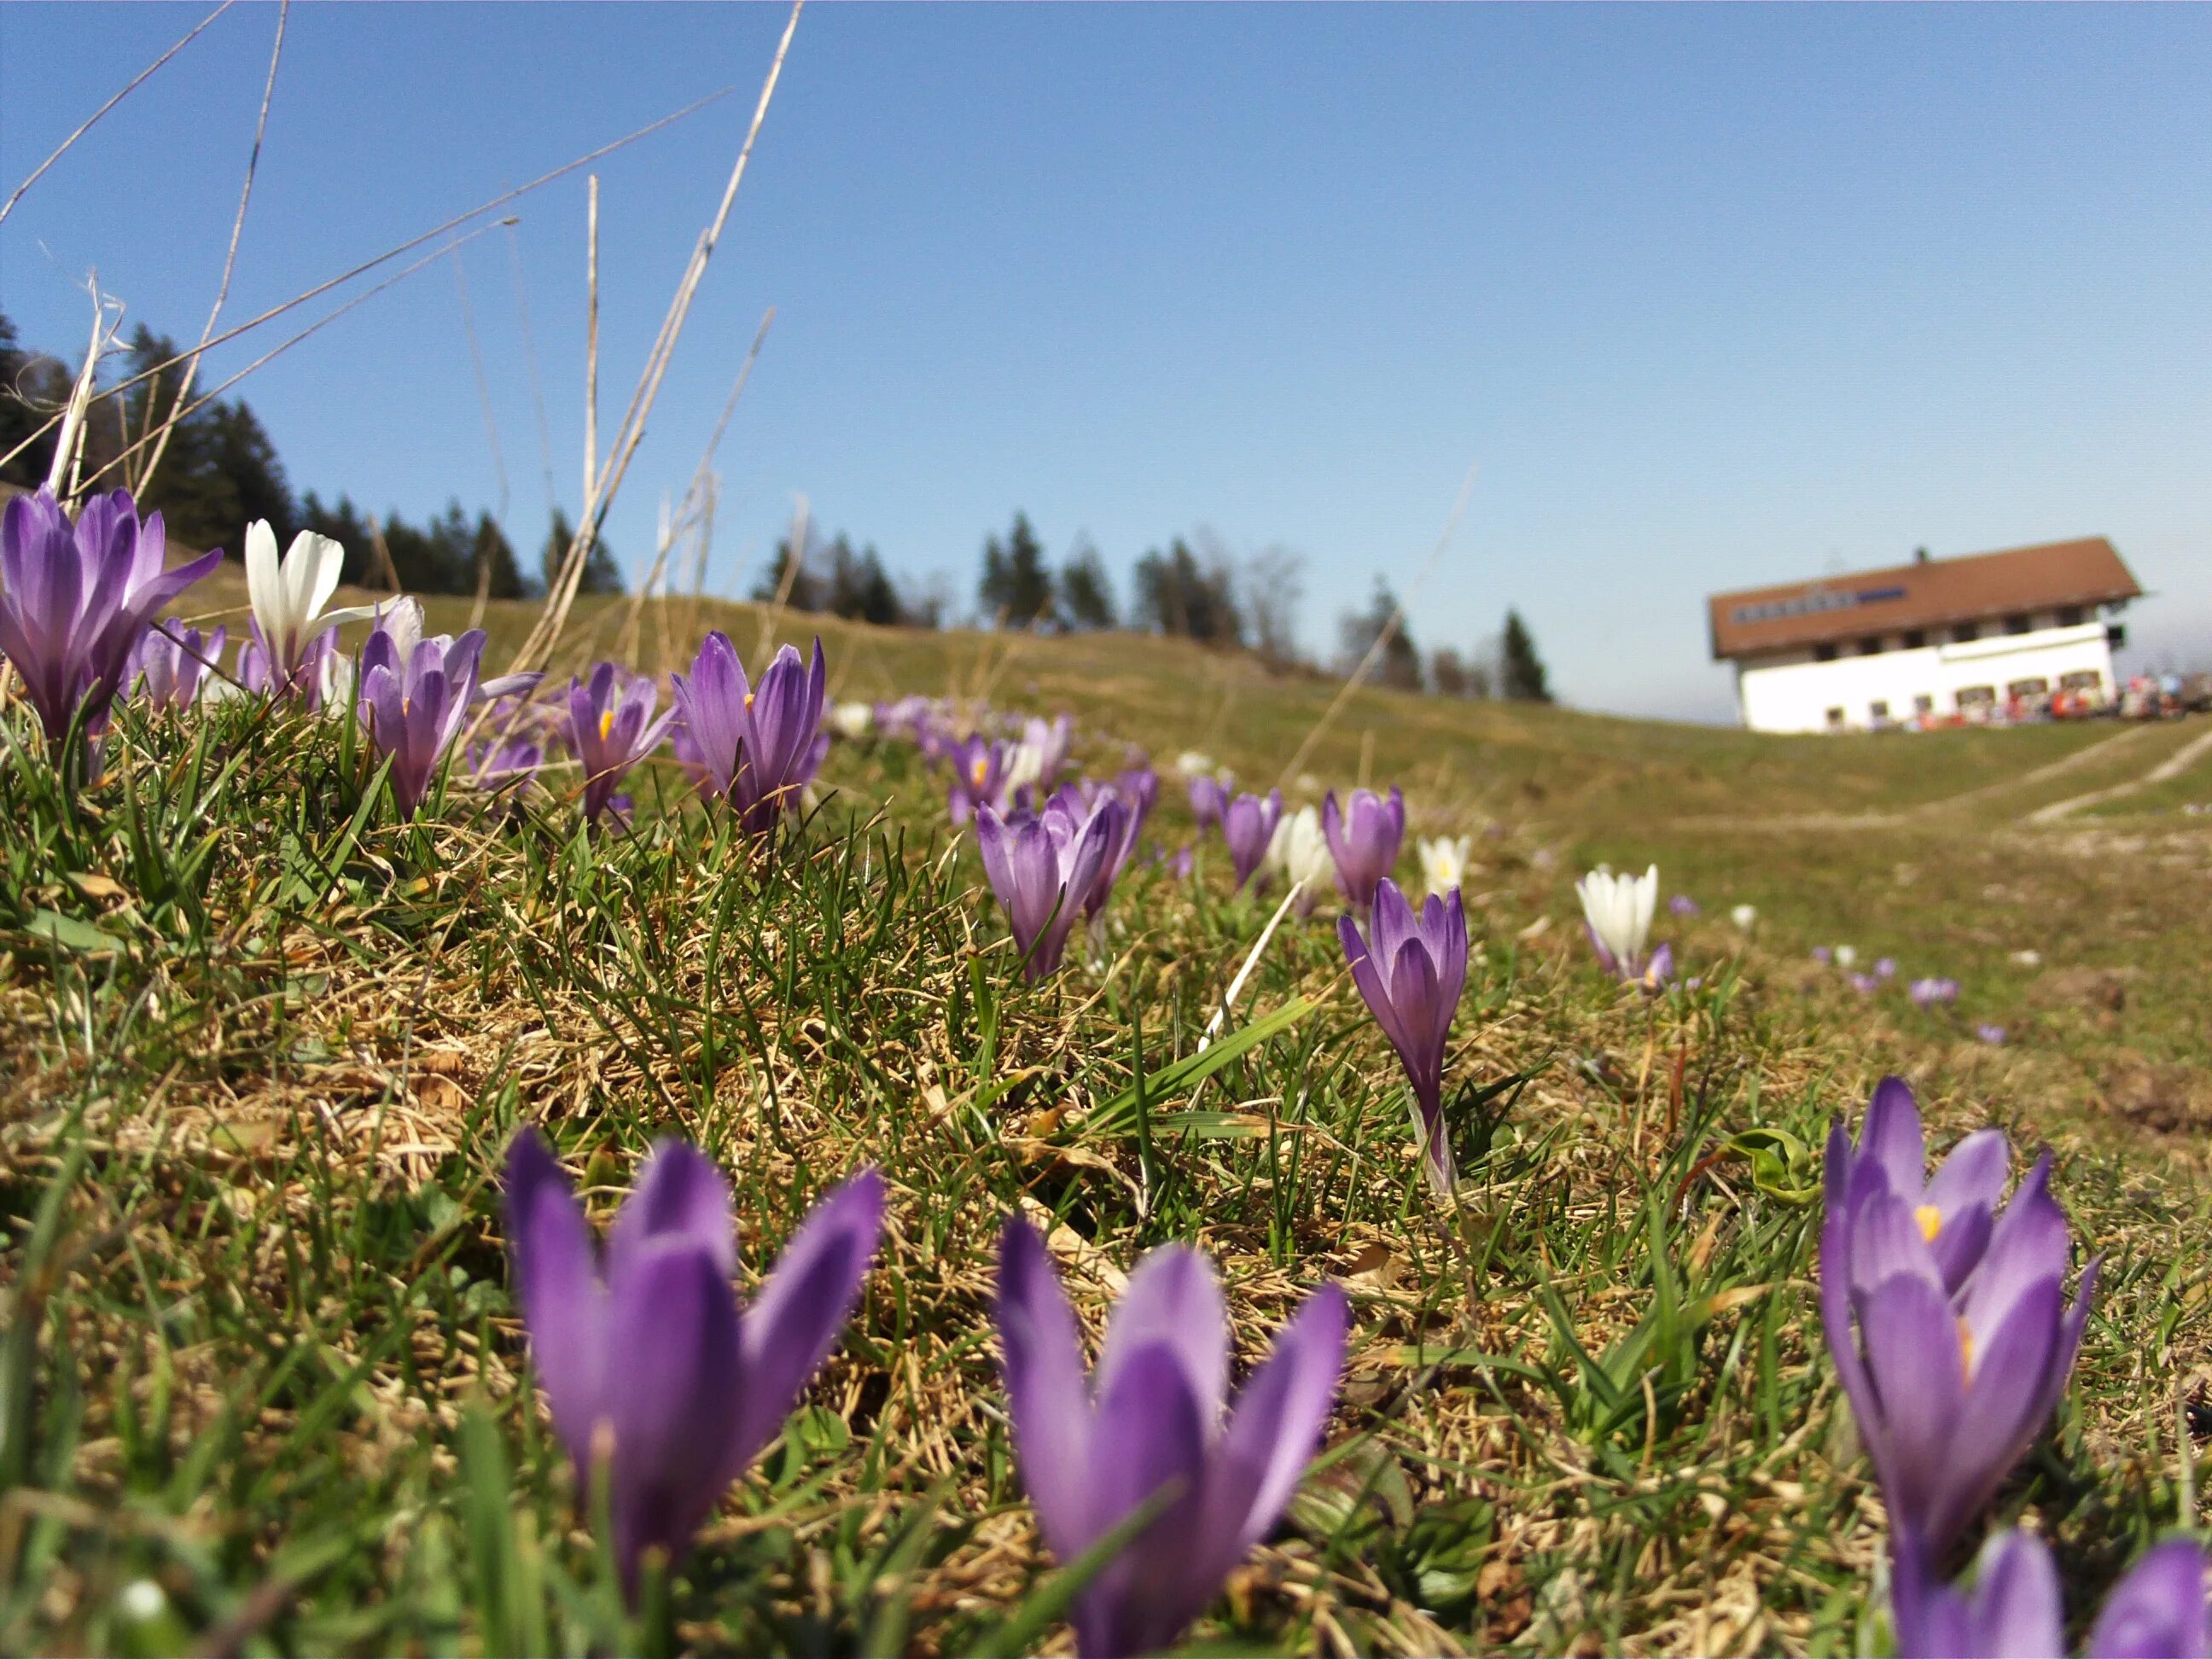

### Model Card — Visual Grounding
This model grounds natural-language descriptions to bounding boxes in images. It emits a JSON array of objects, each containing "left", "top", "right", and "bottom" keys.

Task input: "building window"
[
  {"left": 1953, "top": 622, "right": 1980, "bottom": 643},
  {"left": 1870, "top": 700, "right": 1889, "bottom": 722},
  {"left": 2059, "top": 670, "right": 2103, "bottom": 692},
  {"left": 1857, "top": 637, "right": 1883, "bottom": 655},
  {"left": 1825, "top": 707, "right": 1845, "bottom": 729},
  {"left": 2007, "top": 677, "right": 2050, "bottom": 699},
  {"left": 2058, "top": 605, "right": 2084, "bottom": 626},
  {"left": 1901, "top": 630, "right": 1926, "bottom": 649},
  {"left": 1912, "top": 694, "right": 1934, "bottom": 714},
  {"left": 2108, "top": 623, "right": 2128, "bottom": 650},
  {"left": 1814, "top": 643, "right": 1839, "bottom": 662},
  {"left": 2005, "top": 613, "right": 2032, "bottom": 635},
  {"left": 1957, "top": 684, "right": 1996, "bottom": 707}
]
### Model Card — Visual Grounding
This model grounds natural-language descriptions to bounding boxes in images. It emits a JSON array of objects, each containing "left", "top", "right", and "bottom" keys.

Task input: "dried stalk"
[
  {"left": 584, "top": 173, "right": 600, "bottom": 511},
  {"left": 517, "top": 0, "right": 805, "bottom": 678},
  {"left": 0, "top": 85, "right": 736, "bottom": 480},
  {"left": 1276, "top": 457, "right": 1480, "bottom": 791},
  {"left": 135, "top": 0, "right": 287, "bottom": 499},
  {"left": 78, "top": 223, "right": 507, "bottom": 497},
  {"left": 48, "top": 287, "right": 123, "bottom": 505},
  {"left": 0, "top": 1, "right": 235, "bottom": 227}
]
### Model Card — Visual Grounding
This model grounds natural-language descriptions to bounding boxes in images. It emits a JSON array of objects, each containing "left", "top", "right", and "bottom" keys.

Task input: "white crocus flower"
[
  {"left": 830, "top": 701, "right": 873, "bottom": 740},
  {"left": 1417, "top": 835, "right": 1474, "bottom": 897},
  {"left": 318, "top": 596, "right": 426, "bottom": 713},
  {"left": 1731, "top": 903, "right": 1758, "bottom": 931},
  {"left": 243, "top": 521, "right": 376, "bottom": 688},
  {"left": 1834, "top": 945, "right": 1859, "bottom": 969},
  {"left": 1174, "top": 750, "right": 1216, "bottom": 777},
  {"left": 1003, "top": 737, "right": 1047, "bottom": 794},
  {"left": 1266, "top": 804, "right": 1334, "bottom": 915},
  {"left": 1575, "top": 864, "right": 1658, "bottom": 978}
]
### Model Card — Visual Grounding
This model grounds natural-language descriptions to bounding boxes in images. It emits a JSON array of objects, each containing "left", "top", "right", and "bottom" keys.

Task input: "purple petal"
[
  {"left": 1096, "top": 1246, "right": 1229, "bottom": 1426},
  {"left": 607, "top": 1140, "right": 736, "bottom": 1285},
  {"left": 504, "top": 1130, "right": 609, "bottom": 1466},
  {"left": 602, "top": 1240, "right": 747, "bottom": 1580},
  {"left": 1861, "top": 1076, "right": 1929, "bottom": 1200},
  {"left": 730, "top": 1168, "right": 884, "bottom": 1469},
  {"left": 998, "top": 1216, "right": 1097, "bottom": 1563},
  {"left": 1075, "top": 1342, "right": 1213, "bottom": 1659},
  {"left": 2088, "top": 1539, "right": 2210, "bottom": 1659},
  {"left": 1202, "top": 1282, "right": 1348, "bottom": 1567}
]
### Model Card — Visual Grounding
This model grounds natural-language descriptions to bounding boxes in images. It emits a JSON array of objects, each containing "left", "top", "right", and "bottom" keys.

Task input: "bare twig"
[
  {"left": 78, "top": 224, "right": 509, "bottom": 496},
  {"left": 0, "top": 1, "right": 235, "bottom": 227},
  {"left": 518, "top": 0, "right": 805, "bottom": 677},
  {"left": 451, "top": 233, "right": 509, "bottom": 631},
  {"left": 1276, "top": 458, "right": 1480, "bottom": 791},
  {"left": 135, "top": 0, "right": 287, "bottom": 498},
  {"left": 48, "top": 284, "right": 123, "bottom": 503},
  {"left": 506, "top": 218, "right": 559, "bottom": 523},
  {"left": 620, "top": 304, "right": 773, "bottom": 645},
  {"left": 0, "top": 85, "right": 737, "bottom": 479},
  {"left": 584, "top": 173, "right": 601, "bottom": 511}
]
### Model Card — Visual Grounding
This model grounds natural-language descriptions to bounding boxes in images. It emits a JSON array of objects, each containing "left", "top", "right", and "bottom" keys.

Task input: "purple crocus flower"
[
  {"left": 1166, "top": 841, "right": 1196, "bottom": 881},
  {"left": 468, "top": 733, "right": 545, "bottom": 797},
  {"left": 1669, "top": 894, "right": 1700, "bottom": 918},
  {"left": 1820, "top": 1077, "right": 2097, "bottom": 1563},
  {"left": 946, "top": 734, "right": 1014, "bottom": 826},
  {"left": 1848, "top": 972, "right": 1881, "bottom": 997},
  {"left": 1976, "top": 1023, "right": 2009, "bottom": 1047},
  {"left": 1321, "top": 787, "right": 1406, "bottom": 909},
  {"left": 995, "top": 1215, "right": 1349, "bottom": 1659},
  {"left": 1894, "top": 1529, "right": 2209, "bottom": 1659},
  {"left": 1340, "top": 878, "right": 1468, "bottom": 1194},
  {"left": 358, "top": 626, "right": 489, "bottom": 818},
  {"left": 1187, "top": 772, "right": 1231, "bottom": 831},
  {"left": 1220, "top": 789, "right": 1283, "bottom": 892},
  {"left": 504, "top": 1131, "right": 882, "bottom": 1592},
  {"left": 1876, "top": 956, "right": 1899, "bottom": 981},
  {"left": 0, "top": 487, "right": 221, "bottom": 754},
  {"left": 568, "top": 662, "right": 672, "bottom": 825},
  {"left": 667, "top": 632, "right": 828, "bottom": 835},
  {"left": 1910, "top": 976, "right": 1961, "bottom": 1008},
  {"left": 126, "top": 621, "right": 227, "bottom": 712},
  {"left": 1812, "top": 945, "right": 1835, "bottom": 966},
  {"left": 1057, "top": 777, "right": 1152, "bottom": 919},
  {"left": 975, "top": 794, "right": 1125, "bottom": 980}
]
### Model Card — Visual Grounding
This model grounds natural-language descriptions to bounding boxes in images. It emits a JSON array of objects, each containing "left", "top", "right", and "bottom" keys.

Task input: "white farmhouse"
[{"left": 1708, "top": 538, "right": 2141, "bottom": 734}]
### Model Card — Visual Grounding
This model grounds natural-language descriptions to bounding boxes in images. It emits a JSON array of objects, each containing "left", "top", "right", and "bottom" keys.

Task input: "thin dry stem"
[
  {"left": 135, "top": 0, "right": 288, "bottom": 499},
  {"left": 0, "top": 2, "right": 235, "bottom": 228},
  {"left": 518, "top": 0, "right": 805, "bottom": 678},
  {"left": 0, "top": 86, "right": 736, "bottom": 480},
  {"left": 1277, "top": 458, "right": 1481, "bottom": 791}
]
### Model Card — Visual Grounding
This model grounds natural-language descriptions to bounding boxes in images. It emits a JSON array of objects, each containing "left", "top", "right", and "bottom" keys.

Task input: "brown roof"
[{"left": 1708, "top": 538, "right": 2141, "bottom": 661}]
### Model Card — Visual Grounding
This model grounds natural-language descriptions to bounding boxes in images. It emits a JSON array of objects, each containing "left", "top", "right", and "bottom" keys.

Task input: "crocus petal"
[
  {"left": 1202, "top": 1282, "right": 1349, "bottom": 1567},
  {"left": 603, "top": 1239, "right": 747, "bottom": 1580},
  {"left": 1855, "top": 1269, "right": 1968, "bottom": 1549},
  {"left": 504, "top": 1131, "right": 610, "bottom": 1466},
  {"left": 1076, "top": 1342, "right": 1213, "bottom": 1659},
  {"left": 2087, "top": 1539, "right": 2210, "bottom": 1659},
  {"left": 730, "top": 1167, "right": 884, "bottom": 1470},
  {"left": 998, "top": 1216, "right": 1098, "bottom": 1563},
  {"left": 1859, "top": 1075, "right": 1929, "bottom": 1202},
  {"left": 1095, "top": 1245, "right": 1230, "bottom": 1426},
  {"left": 607, "top": 1139, "right": 738, "bottom": 1284}
]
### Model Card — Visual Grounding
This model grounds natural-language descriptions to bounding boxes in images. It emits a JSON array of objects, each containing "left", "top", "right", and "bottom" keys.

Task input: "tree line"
[
  {"left": 2, "top": 311, "right": 1551, "bottom": 696},
  {"left": 971, "top": 509, "right": 1551, "bottom": 701},
  {"left": 0, "top": 310, "right": 622, "bottom": 601}
]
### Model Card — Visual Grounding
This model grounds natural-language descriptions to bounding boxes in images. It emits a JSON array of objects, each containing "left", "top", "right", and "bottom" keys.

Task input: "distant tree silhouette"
[
  {"left": 1499, "top": 608, "right": 1551, "bottom": 703},
  {"left": 1338, "top": 579, "right": 1422, "bottom": 690},
  {"left": 1133, "top": 537, "right": 1242, "bottom": 645},
  {"left": 1060, "top": 536, "right": 1118, "bottom": 630},
  {"left": 544, "top": 507, "right": 625, "bottom": 597},
  {"left": 978, "top": 512, "right": 1054, "bottom": 627}
]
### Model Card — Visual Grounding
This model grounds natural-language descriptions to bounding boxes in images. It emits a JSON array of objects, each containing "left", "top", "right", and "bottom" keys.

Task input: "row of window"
[
  {"left": 1807, "top": 606, "right": 2088, "bottom": 662},
  {"left": 1823, "top": 668, "right": 2107, "bottom": 726}
]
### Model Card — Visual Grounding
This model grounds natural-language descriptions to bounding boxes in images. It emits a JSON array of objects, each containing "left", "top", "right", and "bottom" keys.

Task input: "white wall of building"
[{"left": 1736, "top": 620, "right": 2116, "bottom": 733}]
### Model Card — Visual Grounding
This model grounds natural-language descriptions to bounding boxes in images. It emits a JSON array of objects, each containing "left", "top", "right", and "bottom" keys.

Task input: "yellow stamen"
[
  {"left": 971, "top": 757, "right": 988, "bottom": 786},
  {"left": 1914, "top": 1204, "right": 1942, "bottom": 1243},
  {"left": 1957, "top": 1316, "right": 1976, "bottom": 1381},
  {"left": 598, "top": 708, "right": 615, "bottom": 742},
  {"left": 744, "top": 690, "right": 755, "bottom": 710}
]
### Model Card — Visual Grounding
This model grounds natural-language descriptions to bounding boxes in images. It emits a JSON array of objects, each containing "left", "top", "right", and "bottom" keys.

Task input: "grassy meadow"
[{"left": 6, "top": 579, "right": 2211, "bottom": 1656}]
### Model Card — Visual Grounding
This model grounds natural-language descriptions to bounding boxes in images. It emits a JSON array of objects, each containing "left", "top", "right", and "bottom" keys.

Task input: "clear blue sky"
[{"left": 5, "top": 3, "right": 2209, "bottom": 721}]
